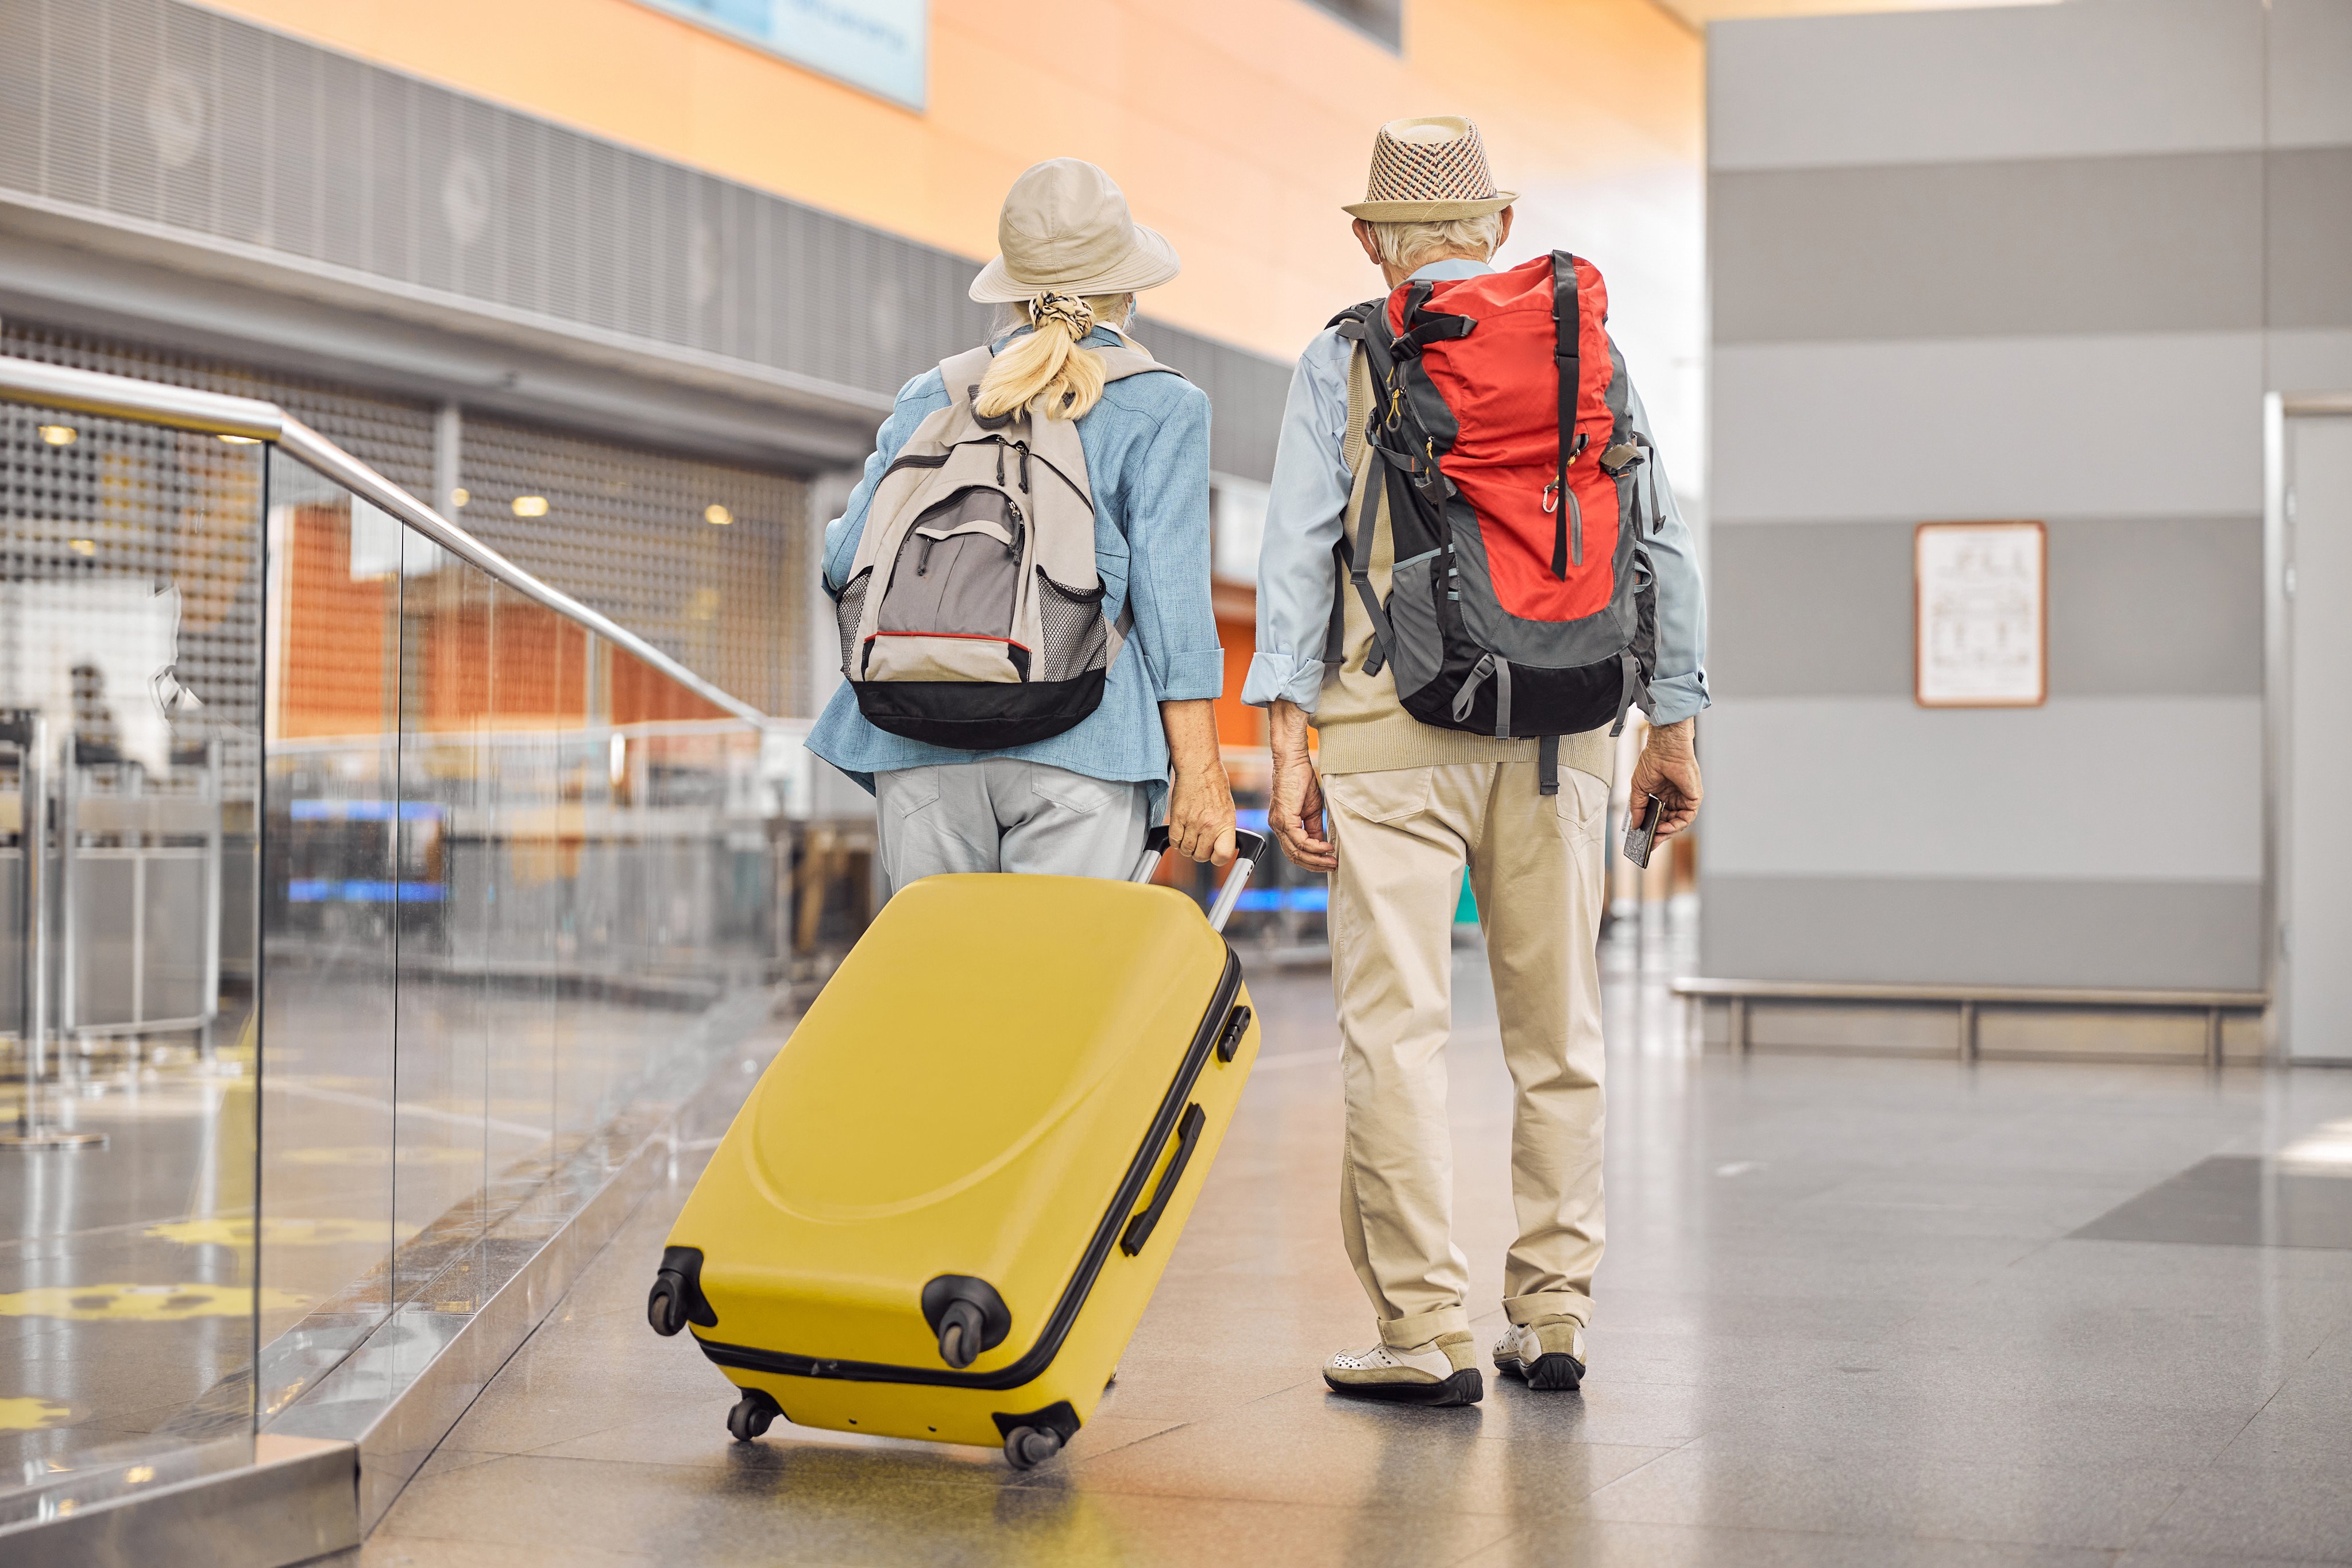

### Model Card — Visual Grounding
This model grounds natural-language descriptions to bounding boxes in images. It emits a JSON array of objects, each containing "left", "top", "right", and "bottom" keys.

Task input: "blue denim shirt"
[
  {"left": 809, "top": 327, "right": 1223, "bottom": 817},
  {"left": 1239, "top": 258, "right": 1710, "bottom": 725}
]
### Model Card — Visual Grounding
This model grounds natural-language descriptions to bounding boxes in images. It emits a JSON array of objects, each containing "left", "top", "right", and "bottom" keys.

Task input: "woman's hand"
[{"left": 1160, "top": 699, "right": 1237, "bottom": 866}]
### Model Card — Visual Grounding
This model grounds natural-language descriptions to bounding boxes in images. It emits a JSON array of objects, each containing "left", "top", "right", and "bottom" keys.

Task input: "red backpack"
[{"left": 1330, "top": 250, "right": 1659, "bottom": 791}]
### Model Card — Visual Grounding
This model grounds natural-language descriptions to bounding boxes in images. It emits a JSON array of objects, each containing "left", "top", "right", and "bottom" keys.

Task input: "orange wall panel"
[
  {"left": 187, "top": 0, "right": 1699, "bottom": 366},
  {"left": 277, "top": 505, "right": 395, "bottom": 740}
]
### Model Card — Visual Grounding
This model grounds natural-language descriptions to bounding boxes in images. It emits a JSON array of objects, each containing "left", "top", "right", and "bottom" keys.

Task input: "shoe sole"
[
  {"left": 1496, "top": 1353, "right": 1586, "bottom": 1392},
  {"left": 1322, "top": 1366, "right": 1484, "bottom": 1407}
]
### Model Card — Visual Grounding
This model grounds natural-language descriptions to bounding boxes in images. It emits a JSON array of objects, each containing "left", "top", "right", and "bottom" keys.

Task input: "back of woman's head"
[{"left": 975, "top": 291, "right": 1135, "bottom": 422}]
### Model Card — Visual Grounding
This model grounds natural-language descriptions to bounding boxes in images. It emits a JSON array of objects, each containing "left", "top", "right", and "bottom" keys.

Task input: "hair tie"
[{"left": 1030, "top": 291, "right": 1095, "bottom": 339}]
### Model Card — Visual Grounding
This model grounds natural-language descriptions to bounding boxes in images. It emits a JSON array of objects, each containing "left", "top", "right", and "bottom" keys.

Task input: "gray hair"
[{"left": 1364, "top": 213, "right": 1506, "bottom": 273}]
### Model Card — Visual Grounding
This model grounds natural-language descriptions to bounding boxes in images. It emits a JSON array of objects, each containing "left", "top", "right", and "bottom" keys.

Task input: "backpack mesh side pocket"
[
  {"left": 835, "top": 568, "right": 872, "bottom": 678},
  {"left": 1034, "top": 570, "right": 1109, "bottom": 684}
]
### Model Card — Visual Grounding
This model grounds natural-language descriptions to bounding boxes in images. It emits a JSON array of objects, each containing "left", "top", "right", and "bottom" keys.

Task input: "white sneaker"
[
  {"left": 1493, "top": 1316, "right": 1587, "bottom": 1391},
  {"left": 1323, "top": 1331, "right": 1482, "bottom": 1406}
]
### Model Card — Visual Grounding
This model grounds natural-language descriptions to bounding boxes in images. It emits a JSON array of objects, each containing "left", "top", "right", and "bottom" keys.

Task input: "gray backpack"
[{"left": 833, "top": 335, "right": 1176, "bottom": 749}]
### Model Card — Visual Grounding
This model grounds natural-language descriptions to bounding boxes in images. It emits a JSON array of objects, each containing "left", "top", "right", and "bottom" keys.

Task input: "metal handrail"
[{"left": 0, "top": 354, "right": 772, "bottom": 729}]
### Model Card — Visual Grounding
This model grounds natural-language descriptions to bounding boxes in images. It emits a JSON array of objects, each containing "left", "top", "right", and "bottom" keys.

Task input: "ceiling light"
[
  {"left": 450, "top": 487, "right": 470, "bottom": 508},
  {"left": 704, "top": 504, "right": 733, "bottom": 526},
  {"left": 218, "top": 434, "right": 261, "bottom": 445},
  {"left": 68, "top": 539, "right": 96, "bottom": 556},
  {"left": 512, "top": 495, "right": 549, "bottom": 518},
  {"left": 38, "top": 424, "right": 76, "bottom": 446}
]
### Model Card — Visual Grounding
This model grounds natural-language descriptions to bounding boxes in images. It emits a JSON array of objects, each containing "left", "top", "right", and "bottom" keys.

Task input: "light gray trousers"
[{"left": 873, "top": 759, "right": 1152, "bottom": 894}]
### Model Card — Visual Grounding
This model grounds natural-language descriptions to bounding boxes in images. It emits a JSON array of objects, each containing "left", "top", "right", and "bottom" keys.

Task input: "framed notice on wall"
[{"left": 1914, "top": 520, "right": 2046, "bottom": 708}]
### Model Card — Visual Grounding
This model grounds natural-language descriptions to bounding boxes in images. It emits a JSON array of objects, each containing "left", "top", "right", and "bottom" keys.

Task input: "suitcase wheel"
[
  {"left": 1002, "top": 1424, "right": 1064, "bottom": 1470},
  {"left": 647, "top": 1277, "right": 687, "bottom": 1337},
  {"left": 727, "top": 1388, "right": 782, "bottom": 1442},
  {"left": 648, "top": 1248, "right": 715, "bottom": 1337}
]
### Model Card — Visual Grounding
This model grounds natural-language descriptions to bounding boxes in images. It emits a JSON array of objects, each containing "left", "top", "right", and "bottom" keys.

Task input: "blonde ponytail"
[{"left": 975, "top": 292, "right": 1135, "bottom": 422}]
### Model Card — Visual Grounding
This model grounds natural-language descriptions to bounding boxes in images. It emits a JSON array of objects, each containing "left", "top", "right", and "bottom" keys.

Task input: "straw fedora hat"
[
  {"left": 970, "top": 159, "right": 1181, "bottom": 304},
  {"left": 1342, "top": 116, "right": 1516, "bottom": 223}
]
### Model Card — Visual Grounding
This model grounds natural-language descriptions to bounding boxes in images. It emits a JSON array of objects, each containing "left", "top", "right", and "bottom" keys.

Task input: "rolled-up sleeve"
[
  {"left": 822, "top": 372, "right": 948, "bottom": 593},
  {"left": 1626, "top": 383, "right": 1710, "bottom": 725},
  {"left": 1121, "top": 381, "right": 1225, "bottom": 701},
  {"left": 1240, "top": 329, "right": 1353, "bottom": 712}
]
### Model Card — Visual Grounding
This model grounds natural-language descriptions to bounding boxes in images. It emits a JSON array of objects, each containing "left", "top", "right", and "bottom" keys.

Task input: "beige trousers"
[{"left": 1324, "top": 758, "right": 1612, "bottom": 1349}]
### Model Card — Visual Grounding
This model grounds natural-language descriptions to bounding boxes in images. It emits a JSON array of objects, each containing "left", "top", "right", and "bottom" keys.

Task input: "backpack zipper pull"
[
  {"left": 1018, "top": 443, "right": 1032, "bottom": 493},
  {"left": 916, "top": 536, "right": 936, "bottom": 577},
  {"left": 995, "top": 442, "right": 1006, "bottom": 486}
]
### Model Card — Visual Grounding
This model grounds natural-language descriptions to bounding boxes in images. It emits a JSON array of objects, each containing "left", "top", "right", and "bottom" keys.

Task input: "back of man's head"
[{"left": 1364, "top": 213, "right": 1505, "bottom": 276}]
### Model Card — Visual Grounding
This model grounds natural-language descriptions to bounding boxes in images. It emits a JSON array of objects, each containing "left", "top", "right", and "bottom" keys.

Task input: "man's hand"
[
  {"left": 1161, "top": 699, "right": 1237, "bottom": 866},
  {"left": 1627, "top": 717, "right": 1702, "bottom": 841},
  {"left": 1267, "top": 700, "right": 1337, "bottom": 872}
]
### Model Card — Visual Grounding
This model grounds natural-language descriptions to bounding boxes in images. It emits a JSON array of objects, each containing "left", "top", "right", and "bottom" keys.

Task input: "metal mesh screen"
[
  {"left": 1, "top": 318, "right": 813, "bottom": 717},
  {"left": 0, "top": 399, "right": 265, "bottom": 798},
  {"left": 0, "top": 318, "right": 440, "bottom": 497},
  {"left": 0, "top": 0, "right": 1292, "bottom": 482},
  {"left": 455, "top": 419, "right": 809, "bottom": 716}
]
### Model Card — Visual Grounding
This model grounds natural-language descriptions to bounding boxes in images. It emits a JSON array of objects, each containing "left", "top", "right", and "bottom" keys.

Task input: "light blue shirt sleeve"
[
  {"left": 1627, "top": 383, "right": 1710, "bottom": 725},
  {"left": 1239, "top": 326, "right": 1353, "bottom": 712},
  {"left": 822, "top": 371, "right": 949, "bottom": 593},
  {"left": 1117, "top": 381, "right": 1226, "bottom": 702}
]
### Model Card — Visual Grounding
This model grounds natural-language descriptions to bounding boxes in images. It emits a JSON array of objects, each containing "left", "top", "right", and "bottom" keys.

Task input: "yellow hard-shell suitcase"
[{"left": 647, "top": 828, "right": 1265, "bottom": 1468}]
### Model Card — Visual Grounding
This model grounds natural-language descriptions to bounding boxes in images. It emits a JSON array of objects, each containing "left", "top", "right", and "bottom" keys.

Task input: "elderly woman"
[{"left": 809, "top": 158, "right": 1235, "bottom": 889}]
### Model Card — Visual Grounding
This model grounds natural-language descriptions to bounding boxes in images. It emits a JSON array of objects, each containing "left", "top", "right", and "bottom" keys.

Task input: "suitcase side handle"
[
  {"left": 1131, "top": 827, "right": 1270, "bottom": 935},
  {"left": 1119, "top": 1101, "right": 1207, "bottom": 1257}
]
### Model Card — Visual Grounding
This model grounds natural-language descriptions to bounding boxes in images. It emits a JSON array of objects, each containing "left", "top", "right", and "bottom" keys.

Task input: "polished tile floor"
[{"left": 345, "top": 912, "right": 2352, "bottom": 1567}]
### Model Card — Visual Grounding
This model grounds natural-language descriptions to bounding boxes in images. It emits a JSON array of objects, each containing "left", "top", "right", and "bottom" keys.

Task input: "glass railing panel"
[
  {"left": 6, "top": 362, "right": 796, "bottom": 1519},
  {"left": 1, "top": 401, "right": 265, "bottom": 1510},
  {"left": 481, "top": 579, "right": 561, "bottom": 1201},
  {"left": 253, "top": 449, "right": 405, "bottom": 1415},
  {"left": 391, "top": 531, "right": 497, "bottom": 1306}
]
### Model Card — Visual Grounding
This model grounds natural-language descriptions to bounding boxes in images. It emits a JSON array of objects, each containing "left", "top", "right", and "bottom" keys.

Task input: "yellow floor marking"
[
  {"left": 0, "top": 1397, "right": 75, "bottom": 1432},
  {"left": 0, "top": 1284, "right": 311, "bottom": 1321},
  {"left": 145, "top": 1217, "right": 419, "bottom": 1248}
]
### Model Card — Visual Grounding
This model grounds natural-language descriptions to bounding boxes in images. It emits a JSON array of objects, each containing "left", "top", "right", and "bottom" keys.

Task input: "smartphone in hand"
[{"left": 1623, "top": 793, "right": 1665, "bottom": 868}]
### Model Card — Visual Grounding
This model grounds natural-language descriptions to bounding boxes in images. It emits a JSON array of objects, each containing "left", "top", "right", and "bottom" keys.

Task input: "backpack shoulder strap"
[
  {"left": 936, "top": 345, "right": 998, "bottom": 421},
  {"left": 1089, "top": 329, "right": 1182, "bottom": 386},
  {"left": 1324, "top": 338, "right": 1396, "bottom": 673}
]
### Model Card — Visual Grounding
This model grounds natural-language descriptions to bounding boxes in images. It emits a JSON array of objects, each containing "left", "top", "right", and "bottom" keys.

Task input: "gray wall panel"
[
  {"left": 1708, "top": 0, "right": 2264, "bottom": 173},
  {"left": 1712, "top": 335, "right": 2266, "bottom": 523},
  {"left": 2047, "top": 517, "right": 2264, "bottom": 694},
  {"left": 1708, "top": 522, "right": 1912, "bottom": 697},
  {"left": 1698, "top": 875, "right": 2264, "bottom": 988},
  {"left": 2268, "top": 147, "right": 2352, "bottom": 330},
  {"left": 1711, "top": 155, "right": 2263, "bottom": 345},
  {"left": 1702, "top": 696, "right": 2263, "bottom": 883},
  {"left": 2270, "top": 0, "right": 2352, "bottom": 149},
  {"left": 2271, "top": 329, "right": 2352, "bottom": 390},
  {"left": 1710, "top": 517, "right": 2262, "bottom": 698}
]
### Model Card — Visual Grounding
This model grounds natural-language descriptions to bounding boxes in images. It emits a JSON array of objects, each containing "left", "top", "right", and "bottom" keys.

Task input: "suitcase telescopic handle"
[{"left": 1131, "top": 825, "right": 1270, "bottom": 934}]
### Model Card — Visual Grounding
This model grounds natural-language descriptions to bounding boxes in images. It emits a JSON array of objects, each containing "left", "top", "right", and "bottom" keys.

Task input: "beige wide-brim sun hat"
[
  {"left": 970, "top": 158, "right": 1181, "bottom": 305},
  {"left": 1342, "top": 115, "right": 1517, "bottom": 223}
]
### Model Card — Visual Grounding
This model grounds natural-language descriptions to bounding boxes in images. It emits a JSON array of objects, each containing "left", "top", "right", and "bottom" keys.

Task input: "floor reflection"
[{"left": 347, "top": 898, "right": 2352, "bottom": 1566}]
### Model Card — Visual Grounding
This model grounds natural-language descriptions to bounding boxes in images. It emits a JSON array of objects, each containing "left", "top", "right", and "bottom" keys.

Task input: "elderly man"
[{"left": 1242, "top": 117, "right": 1708, "bottom": 1405}]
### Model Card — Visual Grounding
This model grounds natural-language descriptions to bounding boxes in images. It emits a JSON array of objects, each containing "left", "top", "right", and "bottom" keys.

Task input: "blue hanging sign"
[{"left": 636, "top": 0, "right": 928, "bottom": 111}]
